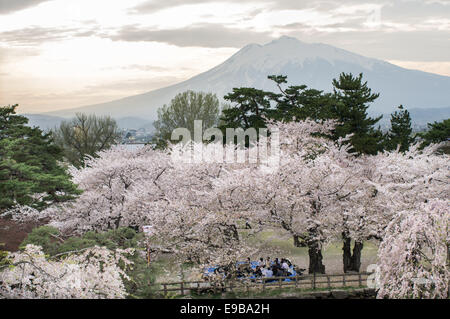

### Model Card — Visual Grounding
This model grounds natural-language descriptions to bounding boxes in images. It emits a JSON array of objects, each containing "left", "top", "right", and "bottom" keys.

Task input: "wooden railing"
[{"left": 156, "top": 272, "right": 373, "bottom": 297}]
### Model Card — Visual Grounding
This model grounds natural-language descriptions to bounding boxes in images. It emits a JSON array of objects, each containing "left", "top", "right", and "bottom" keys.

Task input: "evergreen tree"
[
  {"left": 219, "top": 87, "right": 274, "bottom": 131},
  {"left": 267, "top": 75, "right": 335, "bottom": 122},
  {"left": 331, "top": 73, "right": 384, "bottom": 155},
  {"left": 385, "top": 105, "right": 414, "bottom": 152},
  {"left": 419, "top": 118, "right": 450, "bottom": 146},
  {"left": 418, "top": 118, "right": 450, "bottom": 153},
  {"left": 220, "top": 76, "right": 335, "bottom": 133},
  {"left": 0, "top": 105, "right": 80, "bottom": 211}
]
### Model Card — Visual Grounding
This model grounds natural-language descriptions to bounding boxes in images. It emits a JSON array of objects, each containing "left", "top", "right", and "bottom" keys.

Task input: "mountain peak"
[
  {"left": 240, "top": 42, "right": 262, "bottom": 51},
  {"left": 46, "top": 37, "right": 450, "bottom": 124},
  {"left": 239, "top": 36, "right": 304, "bottom": 54},
  {"left": 221, "top": 35, "right": 381, "bottom": 74},
  {"left": 269, "top": 35, "right": 302, "bottom": 44}
]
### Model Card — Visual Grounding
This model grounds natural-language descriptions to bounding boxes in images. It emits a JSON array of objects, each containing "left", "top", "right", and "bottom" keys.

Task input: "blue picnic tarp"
[{"left": 203, "top": 260, "right": 297, "bottom": 282}]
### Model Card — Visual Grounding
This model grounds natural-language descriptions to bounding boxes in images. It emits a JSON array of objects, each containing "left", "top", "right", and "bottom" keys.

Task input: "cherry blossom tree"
[
  {"left": 51, "top": 146, "right": 172, "bottom": 233},
  {"left": 0, "top": 245, "right": 133, "bottom": 299},
  {"left": 5, "top": 118, "right": 448, "bottom": 294},
  {"left": 259, "top": 120, "right": 363, "bottom": 274},
  {"left": 30, "top": 143, "right": 255, "bottom": 269},
  {"left": 338, "top": 142, "right": 449, "bottom": 272},
  {"left": 215, "top": 120, "right": 361, "bottom": 274},
  {"left": 215, "top": 120, "right": 449, "bottom": 276},
  {"left": 377, "top": 199, "right": 449, "bottom": 299}
]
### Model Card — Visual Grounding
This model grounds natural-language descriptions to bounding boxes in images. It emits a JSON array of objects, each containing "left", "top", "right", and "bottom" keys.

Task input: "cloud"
[
  {"left": 382, "top": 0, "right": 450, "bottom": 24},
  {"left": 0, "top": 26, "right": 98, "bottom": 46},
  {"left": 0, "top": 46, "right": 40, "bottom": 65},
  {"left": 130, "top": 0, "right": 241, "bottom": 13},
  {"left": 283, "top": 29, "right": 450, "bottom": 62},
  {"left": 130, "top": 0, "right": 450, "bottom": 31},
  {"left": 105, "top": 24, "right": 274, "bottom": 48},
  {"left": 130, "top": 0, "right": 367, "bottom": 14},
  {"left": 0, "top": 0, "right": 51, "bottom": 14},
  {"left": 0, "top": 23, "right": 273, "bottom": 49}
]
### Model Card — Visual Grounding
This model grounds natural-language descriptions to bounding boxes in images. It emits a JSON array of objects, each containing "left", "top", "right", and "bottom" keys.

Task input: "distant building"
[{"left": 122, "top": 128, "right": 154, "bottom": 144}]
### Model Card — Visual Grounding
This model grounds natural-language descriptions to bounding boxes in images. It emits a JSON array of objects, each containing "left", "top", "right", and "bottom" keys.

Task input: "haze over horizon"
[{"left": 1, "top": 0, "right": 450, "bottom": 113}]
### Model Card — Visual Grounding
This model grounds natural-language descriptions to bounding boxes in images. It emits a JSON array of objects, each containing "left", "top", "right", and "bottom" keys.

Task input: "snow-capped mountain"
[{"left": 45, "top": 36, "right": 450, "bottom": 124}]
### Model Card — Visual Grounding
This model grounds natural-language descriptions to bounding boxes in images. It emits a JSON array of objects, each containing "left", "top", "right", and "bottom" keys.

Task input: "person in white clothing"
[
  {"left": 261, "top": 267, "right": 267, "bottom": 277},
  {"left": 265, "top": 267, "right": 273, "bottom": 278}
]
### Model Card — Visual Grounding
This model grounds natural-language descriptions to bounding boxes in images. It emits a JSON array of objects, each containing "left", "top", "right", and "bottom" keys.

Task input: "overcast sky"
[{"left": 1, "top": 0, "right": 449, "bottom": 113}]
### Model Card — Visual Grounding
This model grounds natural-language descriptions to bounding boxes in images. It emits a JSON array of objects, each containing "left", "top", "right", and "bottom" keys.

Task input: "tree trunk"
[
  {"left": 227, "top": 224, "right": 239, "bottom": 241},
  {"left": 447, "top": 242, "right": 450, "bottom": 269},
  {"left": 447, "top": 243, "right": 450, "bottom": 299},
  {"left": 114, "top": 215, "right": 122, "bottom": 229},
  {"left": 342, "top": 235, "right": 352, "bottom": 273},
  {"left": 308, "top": 243, "right": 326, "bottom": 274},
  {"left": 350, "top": 241, "right": 364, "bottom": 272},
  {"left": 342, "top": 233, "right": 364, "bottom": 273}
]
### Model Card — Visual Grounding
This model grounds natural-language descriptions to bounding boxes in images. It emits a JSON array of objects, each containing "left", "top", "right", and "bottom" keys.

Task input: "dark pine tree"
[
  {"left": 385, "top": 105, "right": 414, "bottom": 152},
  {"left": 219, "top": 87, "right": 277, "bottom": 146},
  {"left": 331, "top": 72, "right": 384, "bottom": 155},
  {"left": 418, "top": 118, "right": 450, "bottom": 154},
  {"left": 0, "top": 105, "right": 80, "bottom": 211},
  {"left": 219, "top": 87, "right": 274, "bottom": 131},
  {"left": 267, "top": 75, "right": 335, "bottom": 123}
]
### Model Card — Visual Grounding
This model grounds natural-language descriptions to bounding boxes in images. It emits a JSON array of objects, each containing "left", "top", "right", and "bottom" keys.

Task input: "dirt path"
[{"left": 0, "top": 218, "right": 42, "bottom": 252}]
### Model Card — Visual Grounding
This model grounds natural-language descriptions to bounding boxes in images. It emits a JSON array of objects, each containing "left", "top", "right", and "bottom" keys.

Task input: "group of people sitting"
[
  {"left": 236, "top": 257, "right": 295, "bottom": 279},
  {"left": 204, "top": 257, "right": 302, "bottom": 281}
]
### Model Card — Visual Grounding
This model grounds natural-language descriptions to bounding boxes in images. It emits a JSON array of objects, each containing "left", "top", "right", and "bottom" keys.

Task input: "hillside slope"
[{"left": 44, "top": 36, "right": 450, "bottom": 125}]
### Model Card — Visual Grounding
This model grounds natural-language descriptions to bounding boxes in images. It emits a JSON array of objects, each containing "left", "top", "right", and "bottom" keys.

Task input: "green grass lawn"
[
  {"left": 243, "top": 228, "right": 378, "bottom": 274},
  {"left": 153, "top": 228, "right": 379, "bottom": 283}
]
